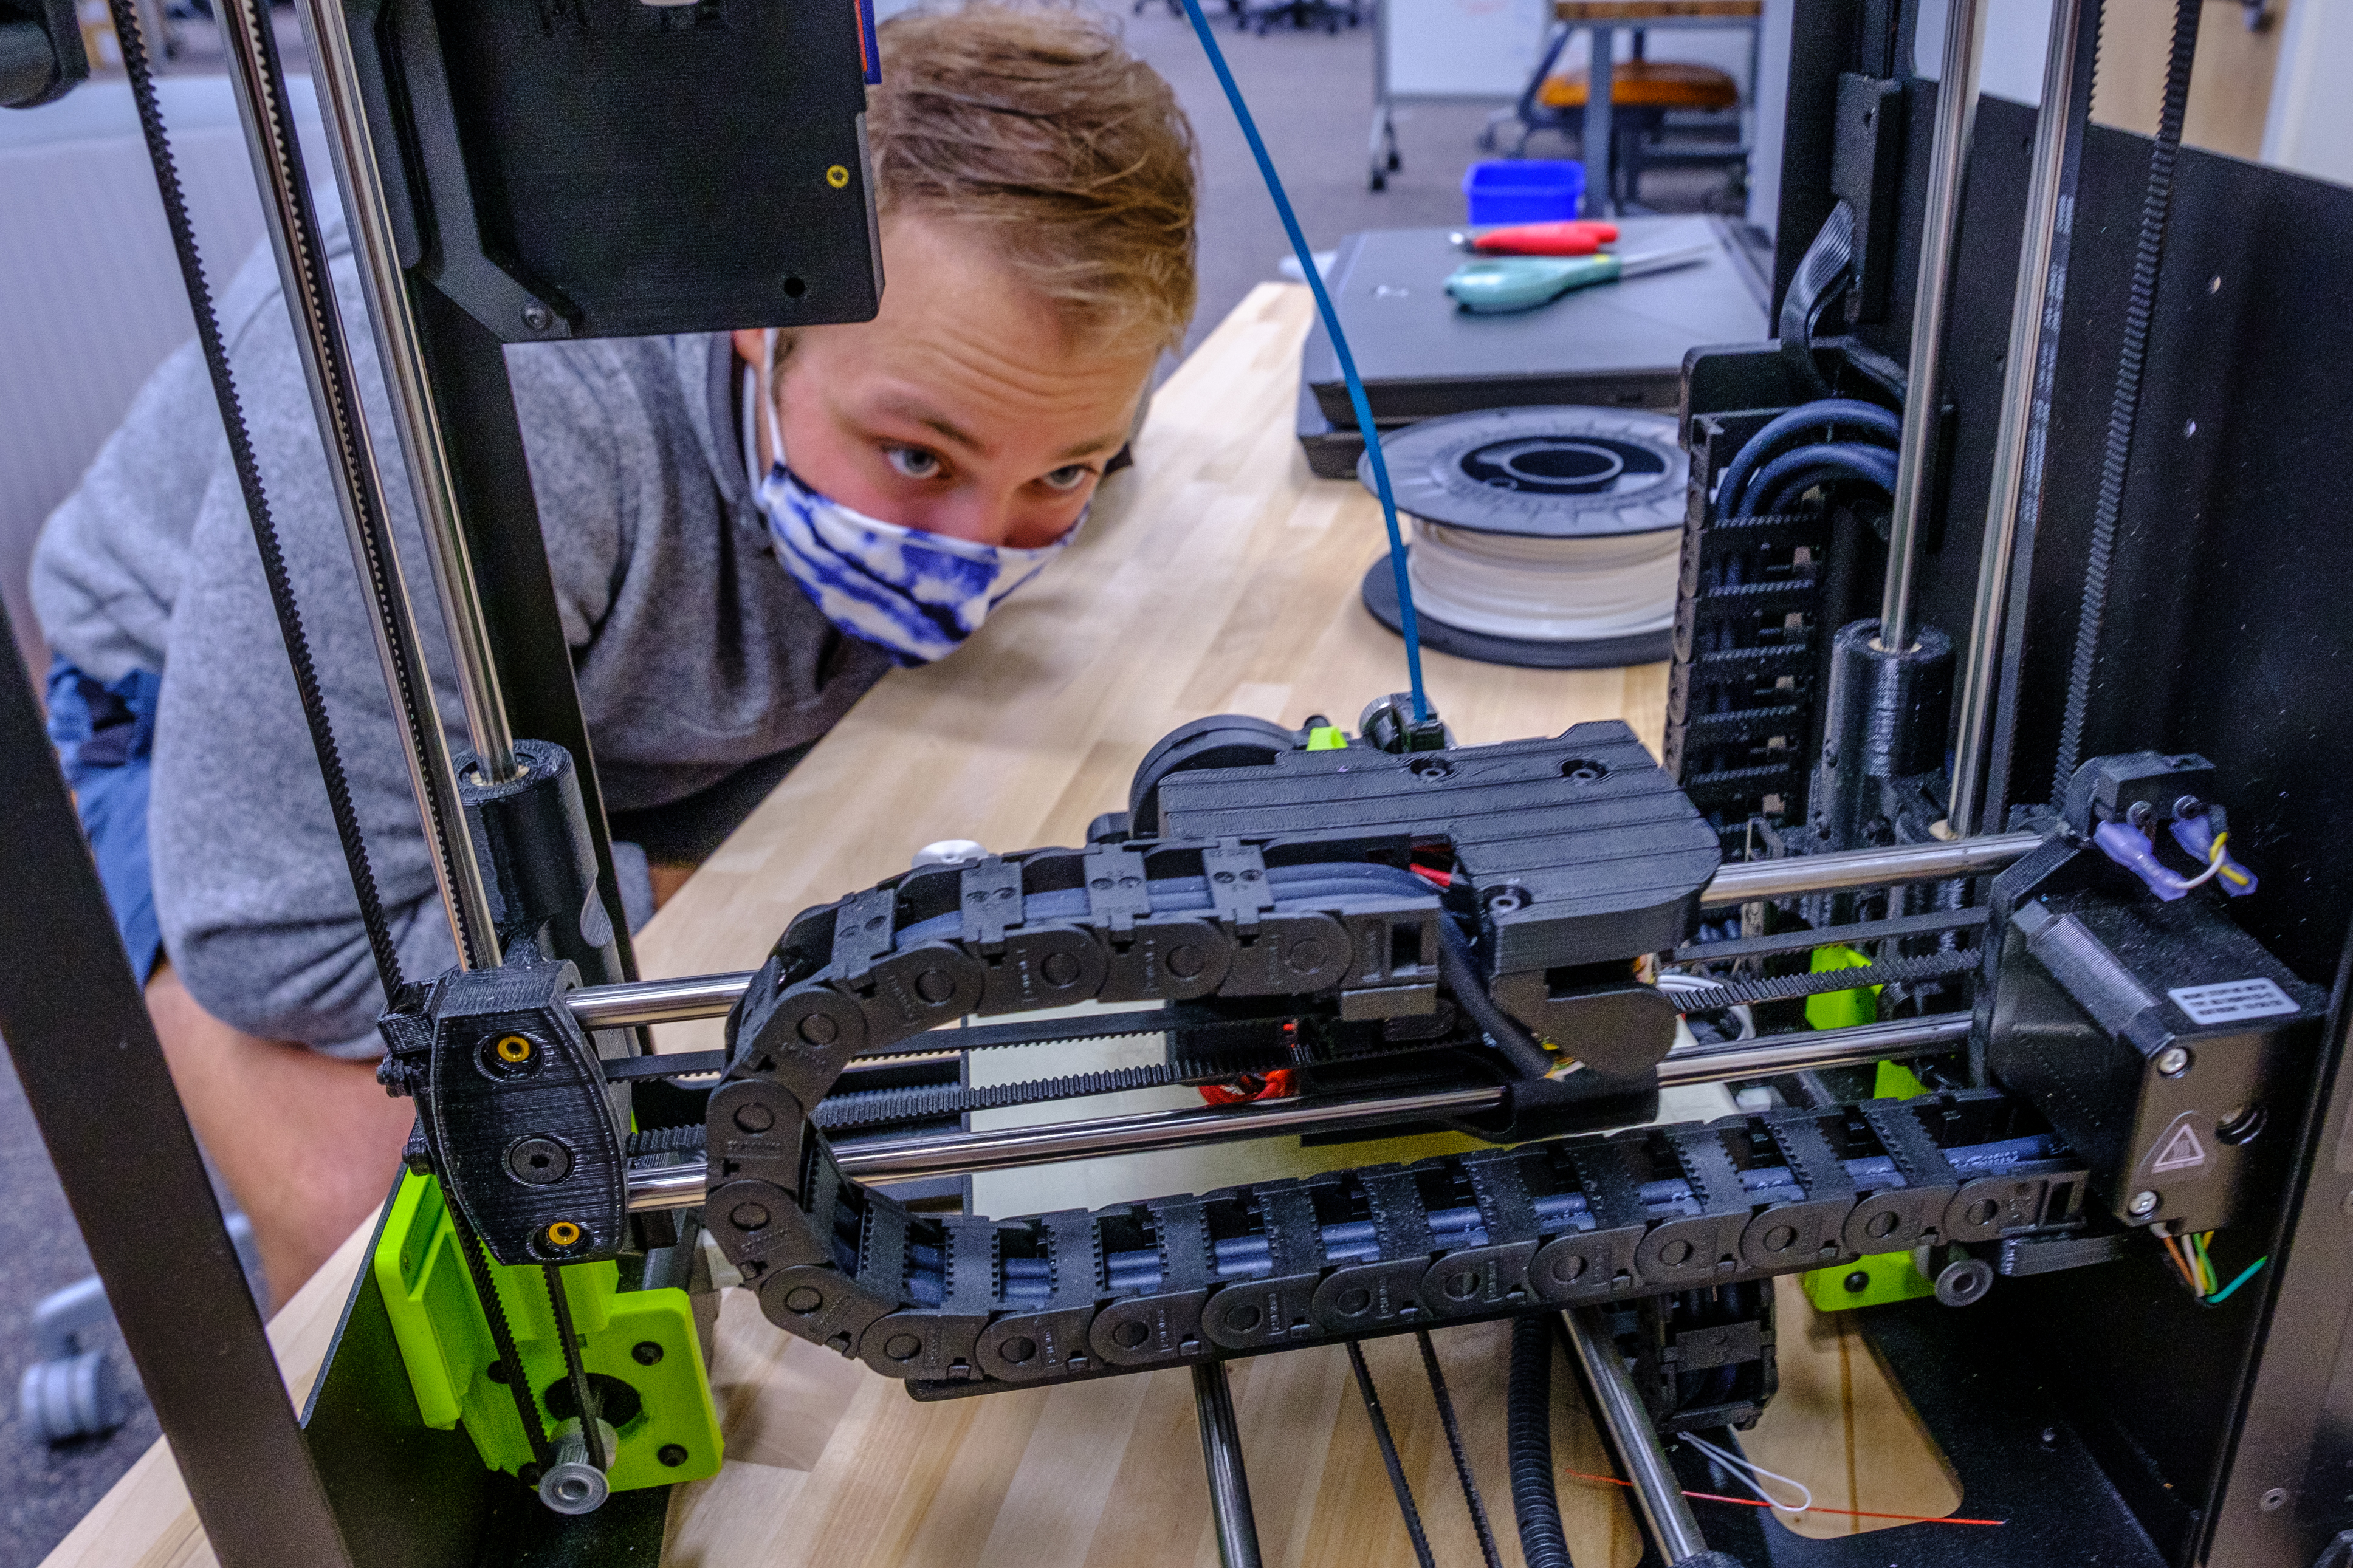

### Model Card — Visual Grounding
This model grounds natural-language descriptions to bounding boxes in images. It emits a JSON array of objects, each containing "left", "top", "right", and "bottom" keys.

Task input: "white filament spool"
[
  {"left": 1357, "top": 406, "right": 1688, "bottom": 668},
  {"left": 1406, "top": 519, "right": 1684, "bottom": 641}
]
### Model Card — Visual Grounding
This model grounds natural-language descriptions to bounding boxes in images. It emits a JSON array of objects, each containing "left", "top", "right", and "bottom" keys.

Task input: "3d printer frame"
[{"left": 9, "top": 0, "right": 2353, "bottom": 1564}]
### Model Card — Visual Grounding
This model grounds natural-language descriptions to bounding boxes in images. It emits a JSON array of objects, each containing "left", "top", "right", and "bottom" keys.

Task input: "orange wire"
[
  {"left": 1557, "top": 1467, "right": 2006, "bottom": 1527},
  {"left": 2160, "top": 1233, "right": 2202, "bottom": 1292}
]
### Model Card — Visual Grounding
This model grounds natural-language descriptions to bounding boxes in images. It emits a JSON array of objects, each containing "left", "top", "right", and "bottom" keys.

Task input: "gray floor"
[
  {"left": 0, "top": 9, "right": 1743, "bottom": 1566},
  {"left": 0, "top": 1049, "right": 161, "bottom": 1568}
]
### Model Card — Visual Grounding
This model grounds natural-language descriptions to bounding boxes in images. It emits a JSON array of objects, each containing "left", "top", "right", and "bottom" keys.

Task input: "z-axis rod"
[
  {"left": 208, "top": 0, "right": 500, "bottom": 967},
  {"left": 1194, "top": 1362, "right": 1265, "bottom": 1568},
  {"left": 290, "top": 0, "right": 518, "bottom": 784},
  {"left": 1878, "top": 0, "right": 1988, "bottom": 654},
  {"left": 1946, "top": 0, "right": 2084, "bottom": 837}
]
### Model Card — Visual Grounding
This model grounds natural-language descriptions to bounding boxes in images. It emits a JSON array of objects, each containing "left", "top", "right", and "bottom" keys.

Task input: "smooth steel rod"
[
  {"left": 623, "top": 1012, "right": 1973, "bottom": 1209},
  {"left": 571, "top": 971, "right": 757, "bottom": 1029},
  {"left": 210, "top": 0, "right": 501, "bottom": 968},
  {"left": 1563, "top": 1307, "right": 1712, "bottom": 1565},
  {"left": 1655, "top": 1011, "right": 1970, "bottom": 1087},
  {"left": 1193, "top": 1363, "right": 1265, "bottom": 1568},
  {"left": 289, "top": 0, "right": 519, "bottom": 782},
  {"left": 1946, "top": 0, "right": 2083, "bottom": 837},
  {"left": 1697, "top": 829, "right": 2038, "bottom": 909},
  {"left": 572, "top": 838, "right": 2041, "bottom": 1032},
  {"left": 1878, "top": 0, "right": 1989, "bottom": 653}
]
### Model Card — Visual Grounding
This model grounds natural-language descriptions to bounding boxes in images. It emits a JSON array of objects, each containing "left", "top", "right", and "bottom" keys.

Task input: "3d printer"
[{"left": 5, "top": 0, "right": 2353, "bottom": 1566}]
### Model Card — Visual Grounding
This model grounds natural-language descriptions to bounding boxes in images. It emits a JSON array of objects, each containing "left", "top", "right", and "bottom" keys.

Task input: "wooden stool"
[
  {"left": 1540, "top": 58, "right": 1742, "bottom": 206},
  {"left": 1538, "top": 58, "right": 1740, "bottom": 112}
]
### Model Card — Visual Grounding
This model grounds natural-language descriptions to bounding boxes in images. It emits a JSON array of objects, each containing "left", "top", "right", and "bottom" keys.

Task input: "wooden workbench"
[{"left": 44, "top": 286, "right": 1963, "bottom": 1568}]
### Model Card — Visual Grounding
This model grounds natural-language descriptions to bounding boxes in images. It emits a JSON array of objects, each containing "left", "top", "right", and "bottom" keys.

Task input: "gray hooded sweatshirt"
[{"left": 32, "top": 220, "right": 890, "bottom": 1056}]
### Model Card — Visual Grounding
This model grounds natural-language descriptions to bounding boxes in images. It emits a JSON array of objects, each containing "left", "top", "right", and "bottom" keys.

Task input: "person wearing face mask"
[{"left": 29, "top": 2, "right": 1196, "bottom": 1303}]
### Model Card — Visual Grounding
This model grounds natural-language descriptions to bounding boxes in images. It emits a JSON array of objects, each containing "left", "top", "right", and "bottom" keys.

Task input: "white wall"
[
  {"left": 1914, "top": 0, "right": 2058, "bottom": 104},
  {"left": 1747, "top": 0, "right": 1793, "bottom": 236},
  {"left": 2262, "top": 0, "right": 2353, "bottom": 187},
  {"left": 0, "top": 77, "right": 330, "bottom": 679}
]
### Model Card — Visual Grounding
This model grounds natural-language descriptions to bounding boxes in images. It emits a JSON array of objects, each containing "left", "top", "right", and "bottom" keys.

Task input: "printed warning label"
[
  {"left": 2169, "top": 977, "right": 2300, "bottom": 1026},
  {"left": 2152, "top": 1122, "right": 2209, "bottom": 1173}
]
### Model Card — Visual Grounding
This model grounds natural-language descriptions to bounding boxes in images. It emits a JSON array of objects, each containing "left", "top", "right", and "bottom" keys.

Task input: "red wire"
[
  {"left": 1198, "top": 1068, "right": 1296, "bottom": 1106},
  {"left": 1410, "top": 864, "right": 1452, "bottom": 888},
  {"left": 1556, "top": 1467, "right": 2005, "bottom": 1527}
]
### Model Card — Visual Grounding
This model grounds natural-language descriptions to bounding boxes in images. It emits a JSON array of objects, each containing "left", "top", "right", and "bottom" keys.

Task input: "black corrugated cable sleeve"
[
  {"left": 101, "top": 0, "right": 405, "bottom": 994},
  {"left": 2052, "top": 0, "right": 2201, "bottom": 799},
  {"left": 1509, "top": 1315, "right": 1575, "bottom": 1568},
  {"left": 1437, "top": 917, "right": 1559, "bottom": 1081}
]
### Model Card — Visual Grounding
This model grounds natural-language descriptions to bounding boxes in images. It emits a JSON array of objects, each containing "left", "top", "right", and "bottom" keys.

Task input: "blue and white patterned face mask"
[{"left": 747, "top": 334, "right": 1081, "bottom": 667}]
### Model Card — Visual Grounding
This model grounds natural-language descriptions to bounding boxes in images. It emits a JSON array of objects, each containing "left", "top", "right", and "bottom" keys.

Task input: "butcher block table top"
[{"left": 44, "top": 284, "right": 1962, "bottom": 1568}]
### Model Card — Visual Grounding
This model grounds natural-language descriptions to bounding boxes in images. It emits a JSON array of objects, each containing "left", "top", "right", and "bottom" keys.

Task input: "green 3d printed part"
[
  {"left": 1803, "top": 942, "right": 1882, "bottom": 1031},
  {"left": 373, "top": 1170, "right": 722, "bottom": 1488}
]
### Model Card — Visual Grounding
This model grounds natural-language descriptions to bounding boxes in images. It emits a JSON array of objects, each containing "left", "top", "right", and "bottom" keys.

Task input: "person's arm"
[
  {"left": 30, "top": 341, "right": 222, "bottom": 683},
  {"left": 149, "top": 247, "right": 633, "bottom": 1054}
]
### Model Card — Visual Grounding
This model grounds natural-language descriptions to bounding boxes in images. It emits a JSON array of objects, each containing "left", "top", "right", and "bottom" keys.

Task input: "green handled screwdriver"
[{"left": 1442, "top": 239, "right": 1717, "bottom": 315}]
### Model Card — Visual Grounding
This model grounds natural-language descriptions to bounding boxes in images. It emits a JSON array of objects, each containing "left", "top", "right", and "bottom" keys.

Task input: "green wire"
[{"left": 2205, "top": 1255, "right": 2267, "bottom": 1306}]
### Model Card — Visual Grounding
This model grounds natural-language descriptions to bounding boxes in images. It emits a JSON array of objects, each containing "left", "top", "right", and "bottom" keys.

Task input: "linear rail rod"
[
  {"left": 572, "top": 836, "right": 2041, "bottom": 1033},
  {"left": 622, "top": 1012, "right": 1971, "bottom": 1210}
]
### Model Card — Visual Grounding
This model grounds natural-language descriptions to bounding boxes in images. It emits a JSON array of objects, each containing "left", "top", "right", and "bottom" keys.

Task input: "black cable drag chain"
[{"left": 699, "top": 824, "right": 2083, "bottom": 1397}]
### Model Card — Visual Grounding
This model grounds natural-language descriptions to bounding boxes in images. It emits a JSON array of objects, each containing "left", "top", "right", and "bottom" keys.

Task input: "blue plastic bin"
[{"left": 1462, "top": 160, "right": 1586, "bottom": 226}]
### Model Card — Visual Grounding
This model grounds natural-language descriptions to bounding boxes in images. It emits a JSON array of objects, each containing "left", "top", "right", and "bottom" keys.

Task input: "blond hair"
[{"left": 868, "top": 4, "right": 1199, "bottom": 354}]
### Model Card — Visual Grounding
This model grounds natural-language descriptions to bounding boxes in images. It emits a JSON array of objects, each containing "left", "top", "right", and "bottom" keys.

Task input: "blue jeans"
[{"left": 47, "top": 656, "right": 165, "bottom": 985}]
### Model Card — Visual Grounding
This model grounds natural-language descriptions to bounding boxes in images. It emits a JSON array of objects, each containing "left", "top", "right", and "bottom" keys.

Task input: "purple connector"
[
  {"left": 2171, "top": 813, "right": 2258, "bottom": 897},
  {"left": 2093, "top": 820, "right": 2193, "bottom": 902}
]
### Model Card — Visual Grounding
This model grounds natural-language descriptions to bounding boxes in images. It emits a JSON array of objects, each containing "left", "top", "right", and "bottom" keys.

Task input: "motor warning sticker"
[
  {"left": 2152, "top": 1122, "right": 2208, "bottom": 1173},
  {"left": 2169, "top": 978, "right": 2300, "bottom": 1026},
  {"left": 2137, "top": 1111, "right": 2216, "bottom": 1186}
]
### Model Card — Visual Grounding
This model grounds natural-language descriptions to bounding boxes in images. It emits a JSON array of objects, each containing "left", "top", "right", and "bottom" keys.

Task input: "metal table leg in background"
[
  {"left": 1583, "top": 25, "right": 1614, "bottom": 216},
  {"left": 1194, "top": 1362, "right": 1265, "bottom": 1568},
  {"left": 1877, "top": 0, "right": 1987, "bottom": 654},
  {"left": 1563, "top": 1309, "right": 1738, "bottom": 1568}
]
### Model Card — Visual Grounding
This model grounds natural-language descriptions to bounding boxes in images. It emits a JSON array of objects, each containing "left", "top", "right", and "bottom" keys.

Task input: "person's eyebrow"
[
  {"left": 879, "top": 399, "right": 984, "bottom": 454},
  {"left": 1053, "top": 431, "right": 1128, "bottom": 464}
]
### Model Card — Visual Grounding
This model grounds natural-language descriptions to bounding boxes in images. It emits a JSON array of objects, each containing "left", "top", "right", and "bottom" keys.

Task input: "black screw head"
[
  {"left": 632, "top": 1341, "right": 664, "bottom": 1366},
  {"left": 506, "top": 1135, "right": 572, "bottom": 1186},
  {"left": 521, "top": 302, "right": 554, "bottom": 332},
  {"left": 658, "top": 1444, "right": 689, "bottom": 1468},
  {"left": 1843, "top": 1270, "right": 1871, "bottom": 1294}
]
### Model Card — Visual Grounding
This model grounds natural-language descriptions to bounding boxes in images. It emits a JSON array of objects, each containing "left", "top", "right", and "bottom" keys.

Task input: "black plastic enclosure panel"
[{"left": 363, "top": 0, "right": 883, "bottom": 341}]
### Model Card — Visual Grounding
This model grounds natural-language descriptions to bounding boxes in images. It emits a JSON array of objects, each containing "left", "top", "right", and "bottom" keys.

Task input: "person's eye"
[
  {"left": 1039, "top": 464, "right": 1094, "bottom": 493},
  {"left": 884, "top": 446, "right": 944, "bottom": 481}
]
